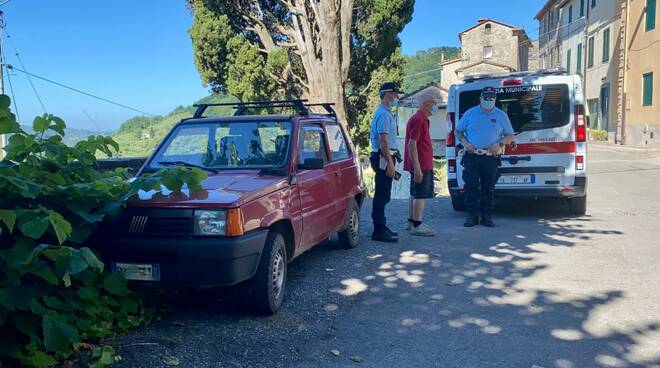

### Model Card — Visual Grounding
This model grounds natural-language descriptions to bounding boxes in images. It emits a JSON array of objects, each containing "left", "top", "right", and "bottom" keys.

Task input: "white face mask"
[
  {"left": 480, "top": 98, "right": 495, "bottom": 110},
  {"left": 391, "top": 98, "right": 399, "bottom": 107}
]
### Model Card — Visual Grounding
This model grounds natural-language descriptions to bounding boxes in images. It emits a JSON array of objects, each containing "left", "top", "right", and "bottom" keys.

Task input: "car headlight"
[{"left": 194, "top": 210, "right": 226, "bottom": 235}]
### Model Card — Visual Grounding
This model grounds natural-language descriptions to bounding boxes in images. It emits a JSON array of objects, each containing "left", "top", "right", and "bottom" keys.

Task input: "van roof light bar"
[{"left": 462, "top": 68, "right": 568, "bottom": 83}]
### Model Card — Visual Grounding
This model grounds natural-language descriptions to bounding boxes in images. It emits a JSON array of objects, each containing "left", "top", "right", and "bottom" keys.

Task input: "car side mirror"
[{"left": 298, "top": 158, "right": 324, "bottom": 170}]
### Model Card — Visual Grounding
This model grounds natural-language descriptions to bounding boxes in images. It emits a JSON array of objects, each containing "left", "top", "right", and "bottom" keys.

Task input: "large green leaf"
[
  {"left": 47, "top": 211, "right": 72, "bottom": 245},
  {"left": 19, "top": 215, "right": 49, "bottom": 240},
  {"left": 102, "top": 273, "right": 129, "bottom": 296},
  {"left": 0, "top": 94, "right": 11, "bottom": 108},
  {"left": 0, "top": 209, "right": 17, "bottom": 232},
  {"left": 33, "top": 115, "right": 49, "bottom": 134},
  {"left": 81, "top": 247, "right": 104, "bottom": 271},
  {"left": 0, "top": 286, "right": 34, "bottom": 311},
  {"left": 23, "top": 351, "right": 57, "bottom": 368},
  {"left": 42, "top": 314, "right": 78, "bottom": 353},
  {"left": 31, "top": 266, "right": 59, "bottom": 285}
]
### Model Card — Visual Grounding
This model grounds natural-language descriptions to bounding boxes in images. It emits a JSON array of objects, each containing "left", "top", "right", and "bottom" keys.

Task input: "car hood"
[{"left": 129, "top": 171, "right": 289, "bottom": 208}]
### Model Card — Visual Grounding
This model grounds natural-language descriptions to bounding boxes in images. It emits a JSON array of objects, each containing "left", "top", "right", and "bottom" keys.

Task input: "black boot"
[
  {"left": 384, "top": 226, "right": 398, "bottom": 237},
  {"left": 372, "top": 225, "right": 398, "bottom": 243},
  {"left": 464, "top": 213, "right": 479, "bottom": 227},
  {"left": 480, "top": 213, "right": 495, "bottom": 228}
]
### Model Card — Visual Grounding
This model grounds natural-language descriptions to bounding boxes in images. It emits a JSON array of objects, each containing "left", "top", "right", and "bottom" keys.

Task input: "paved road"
[{"left": 113, "top": 145, "right": 660, "bottom": 368}]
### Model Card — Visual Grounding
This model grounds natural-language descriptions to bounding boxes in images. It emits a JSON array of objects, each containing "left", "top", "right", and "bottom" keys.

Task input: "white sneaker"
[
  {"left": 405, "top": 221, "right": 412, "bottom": 231},
  {"left": 409, "top": 223, "right": 436, "bottom": 237}
]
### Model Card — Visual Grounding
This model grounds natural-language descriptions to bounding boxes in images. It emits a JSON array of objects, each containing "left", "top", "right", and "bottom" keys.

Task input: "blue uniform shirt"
[
  {"left": 370, "top": 103, "right": 398, "bottom": 152},
  {"left": 455, "top": 105, "right": 514, "bottom": 149}
]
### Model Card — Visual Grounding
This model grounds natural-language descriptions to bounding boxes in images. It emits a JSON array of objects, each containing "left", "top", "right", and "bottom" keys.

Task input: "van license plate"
[
  {"left": 111, "top": 263, "right": 160, "bottom": 281},
  {"left": 498, "top": 174, "right": 535, "bottom": 184}
]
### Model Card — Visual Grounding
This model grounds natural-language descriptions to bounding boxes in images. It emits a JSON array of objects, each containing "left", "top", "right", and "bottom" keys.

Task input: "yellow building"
[{"left": 620, "top": 0, "right": 659, "bottom": 146}]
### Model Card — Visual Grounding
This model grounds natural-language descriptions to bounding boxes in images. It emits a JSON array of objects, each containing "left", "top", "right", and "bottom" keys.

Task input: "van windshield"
[
  {"left": 149, "top": 121, "right": 292, "bottom": 170},
  {"left": 459, "top": 84, "right": 570, "bottom": 133}
]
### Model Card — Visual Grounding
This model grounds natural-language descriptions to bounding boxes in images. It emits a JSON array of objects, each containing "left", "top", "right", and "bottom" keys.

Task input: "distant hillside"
[
  {"left": 20, "top": 126, "right": 109, "bottom": 147},
  {"left": 112, "top": 94, "right": 237, "bottom": 157},
  {"left": 403, "top": 46, "right": 461, "bottom": 93}
]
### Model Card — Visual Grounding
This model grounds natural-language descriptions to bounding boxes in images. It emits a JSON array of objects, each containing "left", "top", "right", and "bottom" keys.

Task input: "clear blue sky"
[{"left": 1, "top": 0, "right": 546, "bottom": 132}]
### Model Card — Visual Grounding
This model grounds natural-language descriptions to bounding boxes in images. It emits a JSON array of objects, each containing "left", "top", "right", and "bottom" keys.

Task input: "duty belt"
[{"left": 472, "top": 149, "right": 495, "bottom": 156}]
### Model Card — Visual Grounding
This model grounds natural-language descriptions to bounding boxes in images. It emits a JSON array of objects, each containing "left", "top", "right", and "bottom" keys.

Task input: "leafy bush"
[
  {"left": 590, "top": 129, "right": 608, "bottom": 142},
  {"left": 0, "top": 95, "right": 206, "bottom": 367}
]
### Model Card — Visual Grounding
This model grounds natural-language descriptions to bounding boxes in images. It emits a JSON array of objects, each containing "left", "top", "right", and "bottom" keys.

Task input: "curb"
[{"left": 589, "top": 142, "right": 660, "bottom": 154}]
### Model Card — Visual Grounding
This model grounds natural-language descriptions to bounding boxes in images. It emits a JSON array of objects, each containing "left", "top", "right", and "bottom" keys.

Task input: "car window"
[
  {"left": 298, "top": 125, "right": 328, "bottom": 164},
  {"left": 152, "top": 121, "right": 291, "bottom": 169},
  {"left": 459, "top": 84, "right": 571, "bottom": 133},
  {"left": 325, "top": 123, "right": 350, "bottom": 161}
]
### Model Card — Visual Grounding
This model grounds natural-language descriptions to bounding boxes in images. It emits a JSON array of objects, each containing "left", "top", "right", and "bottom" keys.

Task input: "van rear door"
[{"left": 456, "top": 82, "right": 574, "bottom": 191}]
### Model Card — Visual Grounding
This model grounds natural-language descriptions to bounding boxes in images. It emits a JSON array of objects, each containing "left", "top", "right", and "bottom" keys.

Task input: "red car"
[{"left": 94, "top": 100, "right": 365, "bottom": 314}]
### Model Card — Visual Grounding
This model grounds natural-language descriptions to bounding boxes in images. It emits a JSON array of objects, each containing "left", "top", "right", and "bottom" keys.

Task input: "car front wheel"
[
  {"left": 250, "top": 231, "right": 287, "bottom": 315},
  {"left": 338, "top": 199, "right": 360, "bottom": 249}
]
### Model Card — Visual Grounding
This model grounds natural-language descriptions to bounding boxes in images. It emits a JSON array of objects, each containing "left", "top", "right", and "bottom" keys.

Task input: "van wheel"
[
  {"left": 568, "top": 195, "right": 587, "bottom": 215},
  {"left": 250, "top": 231, "right": 287, "bottom": 315},
  {"left": 451, "top": 194, "right": 466, "bottom": 212},
  {"left": 338, "top": 199, "right": 360, "bottom": 249}
]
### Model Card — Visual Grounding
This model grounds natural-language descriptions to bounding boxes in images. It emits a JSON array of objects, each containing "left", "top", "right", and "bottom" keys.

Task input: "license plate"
[
  {"left": 111, "top": 262, "right": 160, "bottom": 281},
  {"left": 497, "top": 174, "right": 535, "bottom": 184}
]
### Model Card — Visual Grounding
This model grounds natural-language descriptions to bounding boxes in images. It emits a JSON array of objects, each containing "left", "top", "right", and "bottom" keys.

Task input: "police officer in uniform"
[
  {"left": 455, "top": 86, "right": 514, "bottom": 227},
  {"left": 369, "top": 82, "right": 402, "bottom": 242}
]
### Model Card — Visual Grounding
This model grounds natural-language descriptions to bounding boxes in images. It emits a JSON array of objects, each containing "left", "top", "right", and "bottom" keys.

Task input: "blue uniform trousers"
[
  {"left": 462, "top": 153, "right": 499, "bottom": 214},
  {"left": 370, "top": 152, "right": 392, "bottom": 230}
]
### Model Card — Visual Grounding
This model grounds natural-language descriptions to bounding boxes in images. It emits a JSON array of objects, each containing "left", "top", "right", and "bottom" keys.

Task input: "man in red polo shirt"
[{"left": 404, "top": 91, "right": 441, "bottom": 236}]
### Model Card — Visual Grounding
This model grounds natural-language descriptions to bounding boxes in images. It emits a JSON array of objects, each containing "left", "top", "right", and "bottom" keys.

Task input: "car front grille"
[{"left": 106, "top": 209, "right": 194, "bottom": 237}]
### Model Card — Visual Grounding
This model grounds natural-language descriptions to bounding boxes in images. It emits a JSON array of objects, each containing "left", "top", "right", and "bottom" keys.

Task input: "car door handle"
[{"left": 335, "top": 172, "right": 340, "bottom": 177}]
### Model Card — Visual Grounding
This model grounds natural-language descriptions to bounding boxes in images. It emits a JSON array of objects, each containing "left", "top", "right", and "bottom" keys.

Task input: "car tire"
[
  {"left": 250, "top": 231, "right": 287, "bottom": 315},
  {"left": 338, "top": 199, "right": 360, "bottom": 249},
  {"left": 568, "top": 195, "right": 587, "bottom": 215},
  {"left": 451, "top": 194, "right": 466, "bottom": 212}
]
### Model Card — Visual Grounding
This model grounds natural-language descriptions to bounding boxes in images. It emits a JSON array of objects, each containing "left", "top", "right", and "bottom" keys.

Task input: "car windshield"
[
  {"left": 150, "top": 121, "right": 292, "bottom": 169},
  {"left": 459, "top": 84, "right": 571, "bottom": 133}
]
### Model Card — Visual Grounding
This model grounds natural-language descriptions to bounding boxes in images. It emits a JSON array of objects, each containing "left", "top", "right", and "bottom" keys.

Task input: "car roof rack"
[
  {"left": 463, "top": 68, "right": 568, "bottom": 83},
  {"left": 191, "top": 99, "right": 337, "bottom": 119}
]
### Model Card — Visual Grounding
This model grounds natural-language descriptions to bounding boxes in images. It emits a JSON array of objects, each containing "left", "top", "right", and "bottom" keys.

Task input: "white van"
[{"left": 445, "top": 69, "right": 588, "bottom": 215}]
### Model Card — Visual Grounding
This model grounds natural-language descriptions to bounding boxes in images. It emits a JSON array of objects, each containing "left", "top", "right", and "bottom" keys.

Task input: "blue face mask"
[
  {"left": 431, "top": 104, "right": 439, "bottom": 115},
  {"left": 391, "top": 98, "right": 399, "bottom": 107},
  {"left": 480, "top": 98, "right": 495, "bottom": 110}
]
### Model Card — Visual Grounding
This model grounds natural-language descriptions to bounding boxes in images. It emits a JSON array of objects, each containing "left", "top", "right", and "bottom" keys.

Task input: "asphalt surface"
[{"left": 111, "top": 145, "right": 660, "bottom": 368}]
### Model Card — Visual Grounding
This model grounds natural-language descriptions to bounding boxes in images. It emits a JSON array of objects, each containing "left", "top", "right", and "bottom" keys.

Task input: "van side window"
[
  {"left": 325, "top": 123, "right": 350, "bottom": 161},
  {"left": 298, "top": 125, "right": 329, "bottom": 164}
]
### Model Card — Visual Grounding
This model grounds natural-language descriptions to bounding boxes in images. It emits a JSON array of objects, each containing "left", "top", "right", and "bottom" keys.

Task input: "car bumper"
[
  {"left": 91, "top": 229, "right": 269, "bottom": 288},
  {"left": 448, "top": 178, "right": 587, "bottom": 199}
]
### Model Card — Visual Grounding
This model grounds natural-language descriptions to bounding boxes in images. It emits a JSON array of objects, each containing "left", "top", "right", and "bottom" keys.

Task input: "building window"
[
  {"left": 602, "top": 28, "right": 610, "bottom": 63},
  {"left": 591, "top": 0, "right": 596, "bottom": 8},
  {"left": 577, "top": 43, "right": 583, "bottom": 73},
  {"left": 647, "top": 0, "right": 657, "bottom": 31},
  {"left": 567, "top": 49, "right": 572, "bottom": 74},
  {"left": 643, "top": 72, "right": 654, "bottom": 106},
  {"left": 483, "top": 46, "right": 493, "bottom": 59},
  {"left": 569, "top": 5, "right": 573, "bottom": 24},
  {"left": 588, "top": 36, "right": 595, "bottom": 68},
  {"left": 485, "top": 23, "right": 492, "bottom": 34},
  {"left": 580, "top": 0, "right": 585, "bottom": 17}
]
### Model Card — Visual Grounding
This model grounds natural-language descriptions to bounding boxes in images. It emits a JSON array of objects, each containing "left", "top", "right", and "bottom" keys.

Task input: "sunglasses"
[{"left": 481, "top": 96, "right": 496, "bottom": 101}]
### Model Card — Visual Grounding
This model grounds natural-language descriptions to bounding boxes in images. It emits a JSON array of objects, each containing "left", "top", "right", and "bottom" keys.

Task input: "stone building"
[
  {"left": 536, "top": 0, "right": 564, "bottom": 69},
  {"left": 440, "top": 18, "right": 534, "bottom": 89}
]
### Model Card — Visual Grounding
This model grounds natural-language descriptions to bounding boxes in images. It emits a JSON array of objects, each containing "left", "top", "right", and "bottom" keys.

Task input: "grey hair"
[{"left": 417, "top": 90, "right": 441, "bottom": 104}]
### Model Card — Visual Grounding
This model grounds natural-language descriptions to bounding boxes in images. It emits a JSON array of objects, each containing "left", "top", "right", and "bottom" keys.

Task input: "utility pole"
[{"left": 0, "top": 11, "right": 5, "bottom": 160}]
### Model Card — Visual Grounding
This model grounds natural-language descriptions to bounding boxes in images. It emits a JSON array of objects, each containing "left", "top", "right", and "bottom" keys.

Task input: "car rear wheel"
[
  {"left": 451, "top": 194, "right": 466, "bottom": 212},
  {"left": 250, "top": 231, "right": 287, "bottom": 315},
  {"left": 568, "top": 195, "right": 587, "bottom": 215},
  {"left": 338, "top": 199, "right": 360, "bottom": 249}
]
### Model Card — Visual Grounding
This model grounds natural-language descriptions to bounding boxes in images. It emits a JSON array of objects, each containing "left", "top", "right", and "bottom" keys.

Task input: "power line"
[
  {"left": 403, "top": 67, "right": 441, "bottom": 79},
  {"left": 4, "top": 65, "right": 20, "bottom": 122},
  {"left": 3, "top": 28, "right": 47, "bottom": 113},
  {"left": 7, "top": 65, "right": 156, "bottom": 116}
]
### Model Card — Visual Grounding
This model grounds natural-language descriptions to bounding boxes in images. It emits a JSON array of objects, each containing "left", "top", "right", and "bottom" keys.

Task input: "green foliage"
[
  {"left": 188, "top": 0, "right": 414, "bottom": 150},
  {"left": 0, "top": 95, "right": 207, "bottom": 366},
  {"left": 589, "top": 129, "right": 608, "bottom": 142},
  {"left": 111, "top": 94, "right": 236, "bottom": 158},
  {"left": 402, "top": 47, "right": 461, "bottom": 93}
]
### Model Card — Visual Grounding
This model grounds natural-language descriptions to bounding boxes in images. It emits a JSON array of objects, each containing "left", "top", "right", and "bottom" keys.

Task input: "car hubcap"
[
  {"left": 349, "top": 210, "right": 359, "bottom": 243},
  {"left": 272, "top": 248, "right": 285, "bottom": 300}
]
